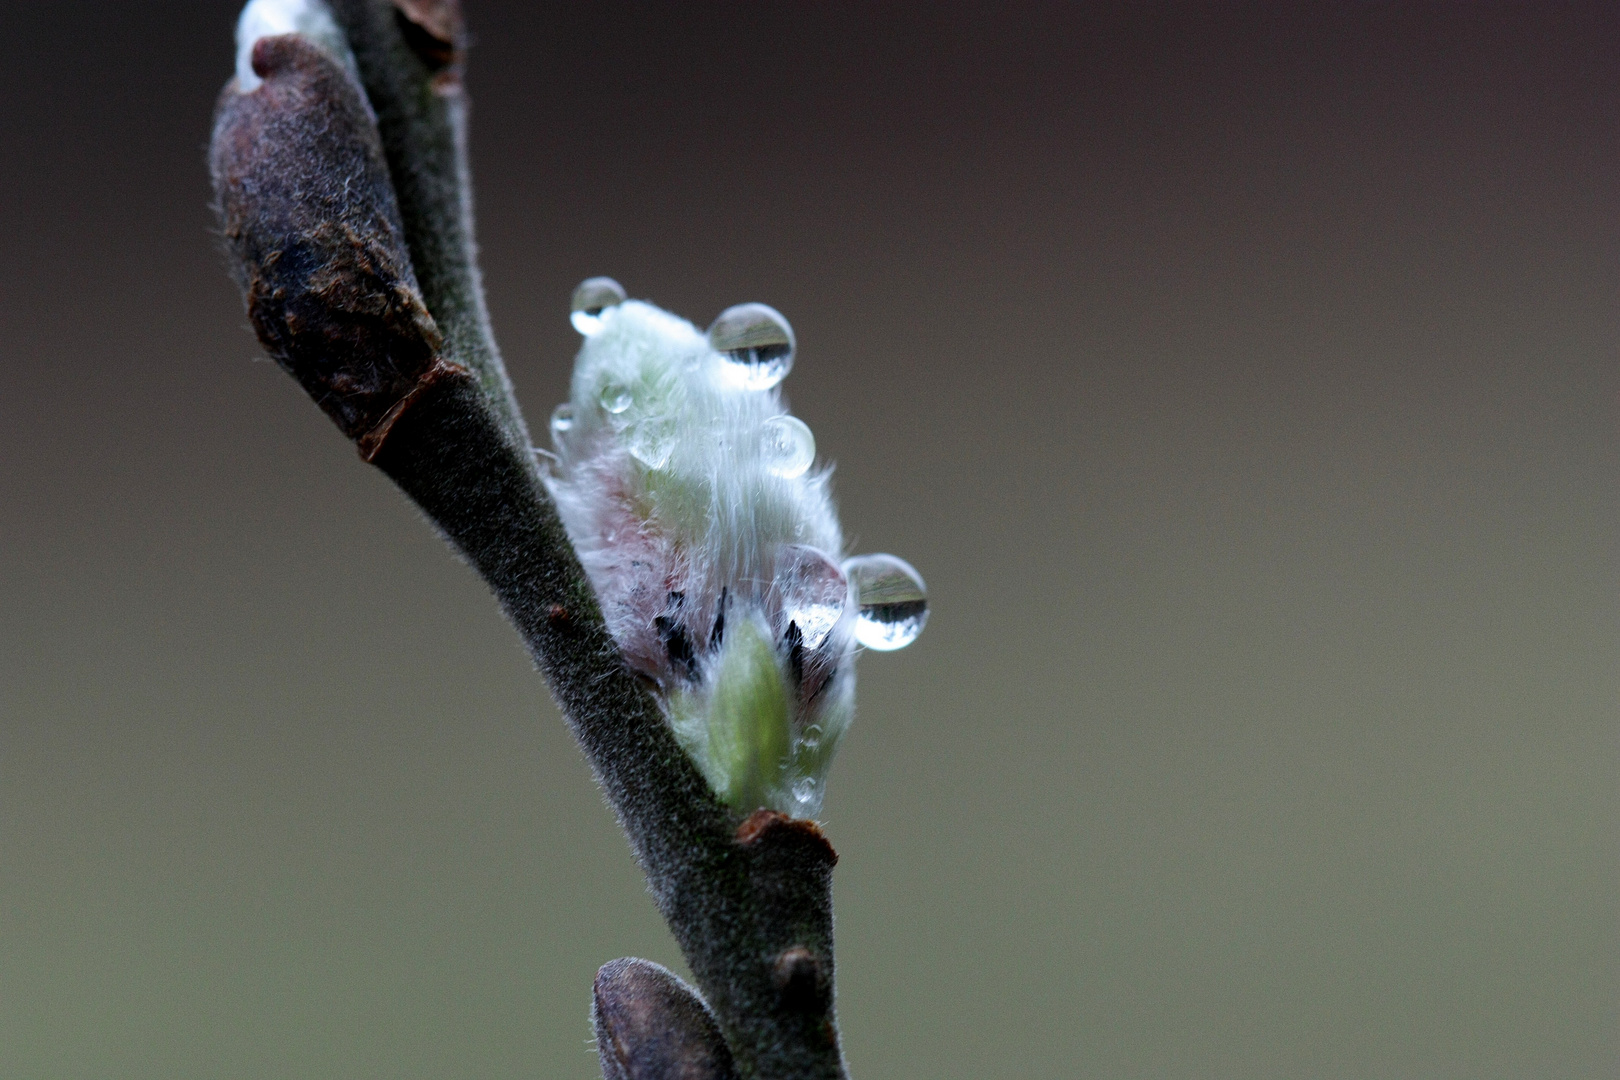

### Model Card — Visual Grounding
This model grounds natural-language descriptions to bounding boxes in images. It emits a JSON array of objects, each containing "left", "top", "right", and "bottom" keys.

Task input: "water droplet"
[
  {"left": 532, "top": 447, "right": 559, "bottom": 481},
  {"left": 599, "top": 382, "right": 633, "bottom": 415},
  {"left": 760, "top": 415, "right": 814, "bottom": 478},
  {"left": 570, "top": 276, "right": 626, "bottom": 335},
  {"left": 791, "top": 777, "right": 818, "bottom": 805},
  {"left": 549, "top": 402, "right": 574, "bottom": 439},
  {"left": 776, "top": 545, "right": 846, "bottom": 650},
  {"left": 627, "top": 419, "right": 676, "bottom": 469},
  {"left": 708, "top": 303, "right": 795, "bottom": 390},
  {"left": 842, "top": 553, "right": 928, "bottom": 651}
]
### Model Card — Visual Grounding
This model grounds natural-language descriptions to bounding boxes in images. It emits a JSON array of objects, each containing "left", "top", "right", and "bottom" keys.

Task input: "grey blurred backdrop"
[{"left": 1, "top": 2, "right": 1615, "bottom": 1077}]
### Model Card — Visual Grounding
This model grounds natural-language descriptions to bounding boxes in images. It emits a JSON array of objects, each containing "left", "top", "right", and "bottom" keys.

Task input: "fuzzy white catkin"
[{"left": 545, "top": 296, "right": 864, "bottom": 818}]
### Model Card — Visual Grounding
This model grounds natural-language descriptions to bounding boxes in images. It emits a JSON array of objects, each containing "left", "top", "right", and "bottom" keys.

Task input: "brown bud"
[
  {"left": 210, "top": 34, "right": 463, "bottom": 457},
  {"left": 772, "top": 946, "right": 829, "bottom": 1013},
  {"left": 593, "top": 958, "right": 739, "bottom": 1080}
]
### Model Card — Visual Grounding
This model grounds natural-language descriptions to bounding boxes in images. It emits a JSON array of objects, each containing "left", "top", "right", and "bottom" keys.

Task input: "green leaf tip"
[{"left": 670, "top": 619, "right": 794, "bottom": 814}]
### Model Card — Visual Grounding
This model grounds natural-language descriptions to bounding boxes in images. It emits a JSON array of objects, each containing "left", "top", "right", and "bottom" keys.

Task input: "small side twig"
[{"left": 209, "top": 3, "right": 850, "bottom": 1077}]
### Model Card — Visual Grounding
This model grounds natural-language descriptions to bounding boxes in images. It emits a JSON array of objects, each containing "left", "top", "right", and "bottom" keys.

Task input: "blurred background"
[{"left": 2, "top": 2, "right": 1615, "bottom": 1077}]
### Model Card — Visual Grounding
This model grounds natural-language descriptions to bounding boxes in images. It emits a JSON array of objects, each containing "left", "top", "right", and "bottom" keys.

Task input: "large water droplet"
[
  {"left": 761, "top": 415, "right": 814, "bottom": 478},
  {"left": 599, "top": 382, "right": 633, "bottom": 415},
  {"left": 708, "top": 303, "right": 795, "bottom": 390},
  {"left": 570, "top": 276, "right": 626, "bottom": 335},
  {"left": 842, "top": 554, "right": 928, "bottom": 651},
  {"left": 776, "top": 545, "right": 846, "bottom": 650},
  {"left": 791, "top": 777, "right": 819, "bottom": 805},
  {"left": 550, "top": 402, "right": 574, "bottom": 440}
]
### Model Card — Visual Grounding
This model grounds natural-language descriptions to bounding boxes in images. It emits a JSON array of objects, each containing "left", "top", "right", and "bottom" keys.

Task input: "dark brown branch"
[{"left": 208, "top": 5, "right": 851, "bottom": 1078}]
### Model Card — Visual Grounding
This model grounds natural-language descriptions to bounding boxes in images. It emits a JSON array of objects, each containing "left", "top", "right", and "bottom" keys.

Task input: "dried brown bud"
[{"left": 210, "top": 33, "right": 464, "bottom": 457}]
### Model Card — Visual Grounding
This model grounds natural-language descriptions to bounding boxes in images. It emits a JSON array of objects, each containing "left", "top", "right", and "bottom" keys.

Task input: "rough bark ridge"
[{"left": 209, "top": 3, "right": 850, "bottom": 1078}]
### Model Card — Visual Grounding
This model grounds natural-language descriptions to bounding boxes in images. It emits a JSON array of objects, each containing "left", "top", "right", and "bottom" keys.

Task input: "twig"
[{"left": 209, "top": 3, "right": 850, "bottom": 1077}]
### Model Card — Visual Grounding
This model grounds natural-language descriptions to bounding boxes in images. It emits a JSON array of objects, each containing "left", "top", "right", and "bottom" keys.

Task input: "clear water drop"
[
  {"left": 776, "top": 545, "right": 846, "bottom": 650},
  {"left": 570, "top": 276, "right": 626, "bottom": 335},
  {"left": 760, "top": 415, "right": 815, "bottom": 478},
  {"left": 842, "top": 553, "right": 928, "bottom": 651},
  {"left": 627, "top": 419, "right": 676, "bottom": 470},
  {"left": 791, "top": 777, "right": 818, "bottom": 805},
  {"left": 599, "top": 381, "right": 633, "bottom": 415},
  {"left": 532, "top": 447, "right": 559, "bottom": 481},
  {"left": 549, "top": 402, "right": 574, "bottom": 439},
  {"left": 708, "top": 303, "right": 795, "bottom": 390}
]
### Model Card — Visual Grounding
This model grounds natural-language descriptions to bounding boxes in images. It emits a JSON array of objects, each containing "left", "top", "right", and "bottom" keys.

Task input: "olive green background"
[{"left": 2, "top": 3, "right": 1615, "bottom": 1077}]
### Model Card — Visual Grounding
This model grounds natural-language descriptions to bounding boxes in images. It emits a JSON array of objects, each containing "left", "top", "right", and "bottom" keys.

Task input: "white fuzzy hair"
[{"left": 544, "top": 299, "right": 856, "bottom": 815}]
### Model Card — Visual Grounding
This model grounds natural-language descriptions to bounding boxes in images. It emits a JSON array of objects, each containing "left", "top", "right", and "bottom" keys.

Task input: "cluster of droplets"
[
  {"left": 561, "top": 275, "right": 930, "bottom": 655},
  {"left": 566, "top": 277, "right": 815, "bottom": 471},
  {"left": 550, "top": 276, "right": 928, "bottom": 815}
]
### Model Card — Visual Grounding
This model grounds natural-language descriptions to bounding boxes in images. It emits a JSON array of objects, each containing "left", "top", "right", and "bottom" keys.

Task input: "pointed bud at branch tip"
[{"left": 211, "top": 31, "right": 468, "bottom": 456}]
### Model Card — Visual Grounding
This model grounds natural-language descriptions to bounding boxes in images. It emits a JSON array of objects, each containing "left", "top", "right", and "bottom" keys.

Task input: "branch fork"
[{"left": 210, "top": 3, "right": 853, "bottom": 1077}]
